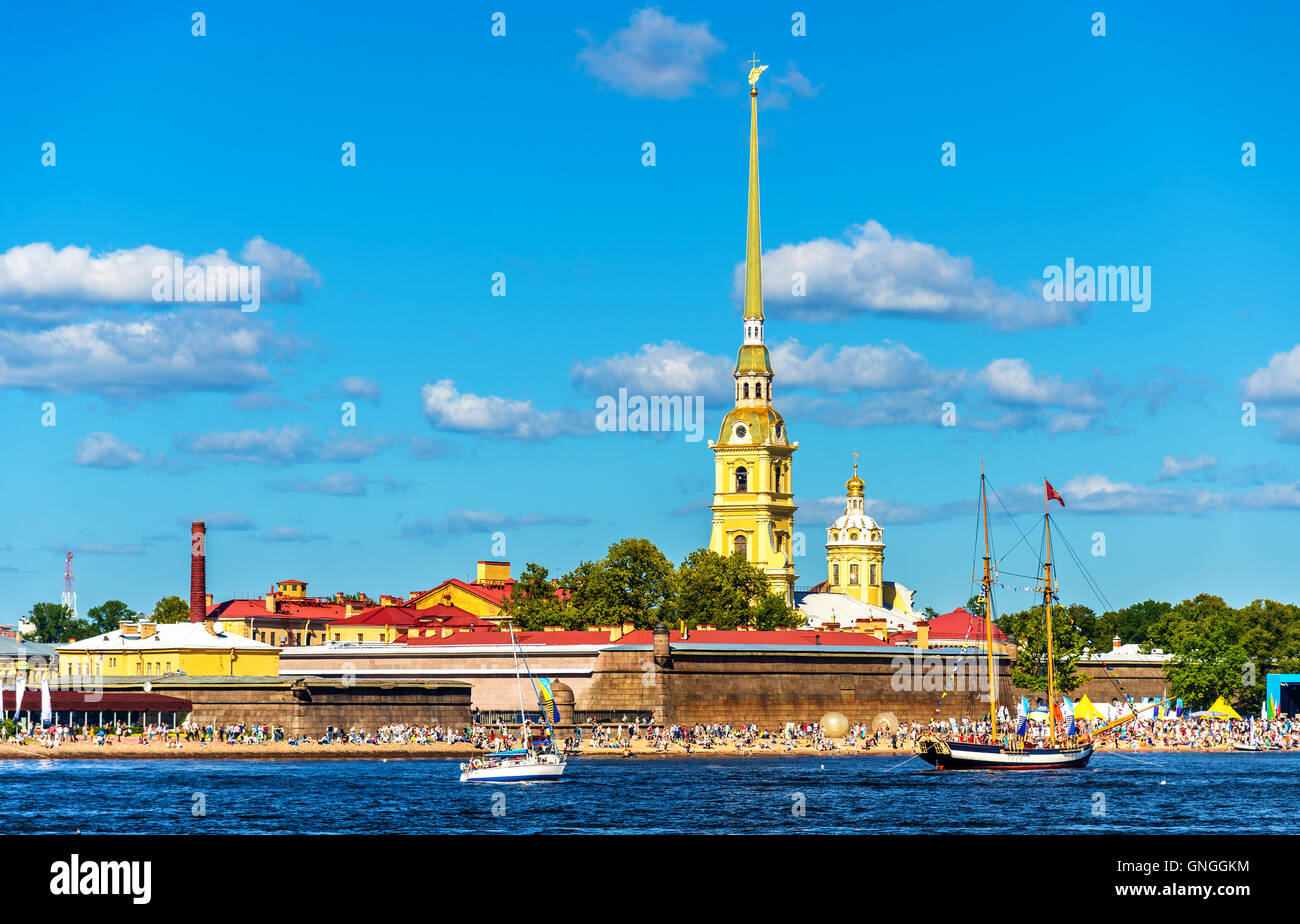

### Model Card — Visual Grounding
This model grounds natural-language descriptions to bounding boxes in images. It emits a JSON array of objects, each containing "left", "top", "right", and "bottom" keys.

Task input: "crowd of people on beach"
[{"left": 3, "top": 713, "right": 1296, "bottom": 753}]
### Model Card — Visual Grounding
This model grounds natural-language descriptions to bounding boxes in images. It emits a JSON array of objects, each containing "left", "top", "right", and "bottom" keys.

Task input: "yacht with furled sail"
[
  {"left": 915, "top": 467, "right": 1094, "bottom": 770},
  {"left": 459, "top": 623, "right": 567, "bottom": 782}
]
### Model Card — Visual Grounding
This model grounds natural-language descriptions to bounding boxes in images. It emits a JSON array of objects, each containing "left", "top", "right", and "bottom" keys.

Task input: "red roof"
[
  {"left": 890, "top": 607, "right": 1008, "bottom": 645},
  {"left": 404, "top": 628, "right": 890, "bottom": 648},
  {"left": 8, "top": 691, "right": 192, "bottom": 711},
  {"left": 335, "top": 603, "right": 495, "bottom": 630},
  {"left": 204, "top": 598, "right": 348, "bottom": 623},
  {"left": 413, "top": 577, "right": 567, "bottom": 608}
]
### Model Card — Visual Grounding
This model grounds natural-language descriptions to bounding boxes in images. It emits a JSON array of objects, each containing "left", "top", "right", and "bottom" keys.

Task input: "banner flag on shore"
[
  {"left": 40, "top": 677, "right": 52, "bottom": 726},
  {"left": 14, "top": 676, "right": 26, "bottom": 718},
  {"left": 535, "top": 677, "right": 558, "bottom": 724}
]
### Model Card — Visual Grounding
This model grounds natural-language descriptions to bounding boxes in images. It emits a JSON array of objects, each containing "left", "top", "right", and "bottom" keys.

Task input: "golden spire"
[
  {"left": 743, "top": 55, "right": 767, "bottom": 322},
  {"left": 846, "top": 451, "right": 865, "bottom": 497}
]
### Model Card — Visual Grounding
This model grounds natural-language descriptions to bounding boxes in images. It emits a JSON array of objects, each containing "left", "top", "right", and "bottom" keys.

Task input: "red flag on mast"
[{"left": 1045, "top": 480, "right": 1065, "bottom": 507}]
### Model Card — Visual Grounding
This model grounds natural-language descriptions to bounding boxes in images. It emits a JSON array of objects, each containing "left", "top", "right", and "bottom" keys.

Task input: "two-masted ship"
[{"left": 915, "top": 468, "right": 1094, "bottom": 771}]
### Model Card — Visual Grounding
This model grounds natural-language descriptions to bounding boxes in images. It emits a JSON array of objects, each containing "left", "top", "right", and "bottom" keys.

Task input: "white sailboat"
[{"left": 459, "top": 623, "right": 568, "bottom": 783}]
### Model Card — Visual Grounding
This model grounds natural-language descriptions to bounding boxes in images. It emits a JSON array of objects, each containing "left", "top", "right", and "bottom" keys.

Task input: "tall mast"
[
  {"left": 1043, "top": 485, "right": 1057, "bottom": 746},
  {"left": 980, "top": 462, "right": 998, "bottom": 736},
  {"left": 508, "top": 622, "right": 526, "bottom": 731}
]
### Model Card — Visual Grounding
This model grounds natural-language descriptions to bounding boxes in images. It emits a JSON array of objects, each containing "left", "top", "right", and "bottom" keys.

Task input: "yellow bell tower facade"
[
  {"left": 824, "top": 456, "right": 886, "bottom": 606},
  {"left": 707, "top": 59, "right": 798, "bottom": 605}
]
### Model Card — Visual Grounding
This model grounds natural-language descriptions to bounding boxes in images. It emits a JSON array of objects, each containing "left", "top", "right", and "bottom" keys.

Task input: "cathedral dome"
[
  {"left": 716, "top": 406, "right": 789, "bottom": 446},
  {"left": 828, "top": 511, "right": 882, "bottom": 545}
]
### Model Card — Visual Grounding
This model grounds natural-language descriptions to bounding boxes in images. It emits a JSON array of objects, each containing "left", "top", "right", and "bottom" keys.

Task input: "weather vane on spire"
[{"left": 747, "top": 53, "right": 768, "bottom": 87}]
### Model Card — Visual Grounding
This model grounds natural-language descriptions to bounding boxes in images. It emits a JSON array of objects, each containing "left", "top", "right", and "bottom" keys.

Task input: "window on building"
[
  {"left": 743, "top": 382, "right": 750, "bottom": 398},
  {"left": 850, "top": 564, "right": 859, "bottom": 585},
  {"left": 735, "top": 466, "right": 748, "bottom": 492},
  {"left": 833, "top": 563, "right": 840, "bottom": 585},
  {"left": 294, "top": 632, "right": 301, "bottom": 645},
  {"left": 849, "top": 531, "right": 858, "bottom": 541},
  {"left": 755, "top": 383, "right": 762, "bottom": 398},
  {"left": 334, "top": 633, "right": 341, "bottom": 641},
  {"left": 870, "top": 563, "right": 878, "bottom": 584},
  {"left": 734, "top": 535, "right": 748, "bottom": 560},
  {"left": 773, "top": 463, "right": 782, "bottom": 492}
]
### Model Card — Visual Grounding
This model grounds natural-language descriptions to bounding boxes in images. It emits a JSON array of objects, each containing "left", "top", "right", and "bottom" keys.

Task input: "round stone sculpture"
[{"left": 820, "top": 711, "right": 849, "bottom": 738}]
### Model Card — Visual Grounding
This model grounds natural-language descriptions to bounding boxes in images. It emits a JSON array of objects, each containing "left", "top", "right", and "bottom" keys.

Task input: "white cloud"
[
  {"left": 744, "top": 220, "right": 1080, "bottom": 330},
  {"left": 181, "top": 424, "right": 314, "bottom": 465},
  {"left": 420, "top": 379, "right": 585, "bottom": 440},
  {"left": 238, "top": 236, "right": 320, "bottom": 301},
  {"left": 1242, "top": 343, "right": 1300, "bottom": 402},
  {"left": 570, "top": 340, "right": 731, "bottom": 399},
  {"left": 270, "top": 472, "right": 368, "bottom": 497},
  {"left": 319, "top": 432, "right": 393, "bottom": 462},
  {"left": 577, "top": 7, "right": 723, "bottom": 99},
  {"left": 185, "top": 512, "right": 256, "bottom": 531},
  {"left": 1158, "top": 453, "right": 1218, "bottom": 481},
  {"left": 339, "top": 375, "right": 381, "bottom": 401},
  {"left": 72, "top": 432, "right": 146, "bottom": 469},
  {"left": 0, "top": 238, "right": 317, "bottom": 311},
  {"left": 0, "top": 309, "right": 280, "bottom": 397},
  {"left": 764, "top": 61, "right": 822, "bottom": 109},
  {"left": 771, "top": 340, "right": 943, "bottom": 393},
  {"left": 399, "top": 509, "right": 591, "bottom": 542},
  {"left": 977, "top": 358, "right": 1100, "bottom": 409}
]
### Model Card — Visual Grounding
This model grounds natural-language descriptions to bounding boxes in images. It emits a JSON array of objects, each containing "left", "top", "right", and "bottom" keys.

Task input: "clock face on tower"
[{"left": 734, "top": 424, "right": 747, "bottom": 439}]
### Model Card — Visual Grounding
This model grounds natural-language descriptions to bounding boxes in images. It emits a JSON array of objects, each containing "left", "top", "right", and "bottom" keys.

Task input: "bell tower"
[{"left": 706, "top": 57, "right": 798, "bottom": 605}]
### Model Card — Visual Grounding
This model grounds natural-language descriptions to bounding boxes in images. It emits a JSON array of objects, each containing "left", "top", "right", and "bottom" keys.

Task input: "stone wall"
[
  {"left": 582, "top": 643, "right": 1016, "bottom": 726},
  {"left": 101, "top": 678, "right": 471, "bottom": 734}
]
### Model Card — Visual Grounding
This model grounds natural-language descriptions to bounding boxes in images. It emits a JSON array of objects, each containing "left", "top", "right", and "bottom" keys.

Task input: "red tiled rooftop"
[{"left": 403, "top": 627, "right": 891, "bottom": 648}]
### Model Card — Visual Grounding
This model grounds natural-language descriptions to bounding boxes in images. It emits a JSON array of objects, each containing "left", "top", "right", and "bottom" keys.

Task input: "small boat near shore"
[
  {"left": 460, "top": 743, "right": 566, "bottom": 782},
  {"left": 459, "top": 622, "right": 567, "bottom": 783}
]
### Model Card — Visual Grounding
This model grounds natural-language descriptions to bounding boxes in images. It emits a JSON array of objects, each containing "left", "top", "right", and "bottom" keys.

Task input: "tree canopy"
[
  {"left": 152, "top": 595, "right": 190, "bottom": 624},
  {"left": 503, "top": 539, "right": 801, "bottom": 632}
]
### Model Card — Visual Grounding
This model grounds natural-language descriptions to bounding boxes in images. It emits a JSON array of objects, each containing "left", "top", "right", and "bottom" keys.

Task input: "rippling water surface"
[{"left": 2, "top": 752, "right": 1296, "bottom": 834}]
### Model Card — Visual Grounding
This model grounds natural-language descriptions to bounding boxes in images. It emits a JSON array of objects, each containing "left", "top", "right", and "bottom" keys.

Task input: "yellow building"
[
  {"left": 707, "top": 63, "right": 798, "bottom": 605},
  {"left": 56, "top": 618, "right": 279, "bottom": 679},
  {"left": 409, "top": 561, "right": 520, "bottom": 622},
  {"left": 825, "top": 459, "right": 886, "bottom": 606},
  {"left": 796, "top": 459, "right": 921, "bottom": 632}
]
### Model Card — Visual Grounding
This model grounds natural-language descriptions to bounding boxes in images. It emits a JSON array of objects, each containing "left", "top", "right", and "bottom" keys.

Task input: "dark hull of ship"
[{"left": 917, "top": 740, "right": 1094, "bottom": 771}]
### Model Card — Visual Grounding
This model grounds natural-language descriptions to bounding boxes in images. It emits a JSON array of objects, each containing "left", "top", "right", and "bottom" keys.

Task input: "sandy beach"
[{"left": 0, "top": 737, "right": 1261, "bottom": 761}]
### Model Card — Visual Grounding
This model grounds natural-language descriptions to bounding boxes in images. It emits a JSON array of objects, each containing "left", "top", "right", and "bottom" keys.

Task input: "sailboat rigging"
[
  {"left": 915, "top": 468, "right": 1094, "bottom": 770},
  {"left": 459, "top": 622, "right": 568, "bottom": 782}
]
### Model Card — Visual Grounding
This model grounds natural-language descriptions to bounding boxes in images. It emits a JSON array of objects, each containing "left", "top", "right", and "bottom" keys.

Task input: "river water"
[{"left": 2, "top": 752, "right": 1295, "bottom": 834}]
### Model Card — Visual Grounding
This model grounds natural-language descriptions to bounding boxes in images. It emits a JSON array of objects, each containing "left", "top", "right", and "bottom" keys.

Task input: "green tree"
[
  {"left": 996, "top": 602, "right": 1093, "bottom": 694},
  {"left": 571, "top": 538, "right": 676, "bottom": 630},
  {"left": 671, "top": 549, "right": 799, "bottom": 630},
  {"left": 502, "top": 562, "right": 566, "bottom": 630},
  {"left": 86, "top": 599, "right": 133, "bottom": 635},
  {"left": 152, "top": 595, "right": 190, "bottom": 624},
  {"left": 27, "top": 602, "right": 94, "bottom": 643},
  {"left": 1093, "top": 599, "right": 1171, "bottom": 649}
]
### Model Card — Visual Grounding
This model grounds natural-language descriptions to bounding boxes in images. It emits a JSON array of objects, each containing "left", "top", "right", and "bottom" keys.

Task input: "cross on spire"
[
  {"left": 748, "top": 53, "right": 760, "bottom": 69},
  {"left": 852, "top": 450, "right": 859, "bottom": 475}
]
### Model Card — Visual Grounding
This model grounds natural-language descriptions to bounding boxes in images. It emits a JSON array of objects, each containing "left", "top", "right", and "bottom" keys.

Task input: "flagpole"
[
  {"left": 1043, "top": 479, "right": 1057, "bottom": 746},
  {"left": 980, "top": 461, "right": 998, "bottom": 739}
]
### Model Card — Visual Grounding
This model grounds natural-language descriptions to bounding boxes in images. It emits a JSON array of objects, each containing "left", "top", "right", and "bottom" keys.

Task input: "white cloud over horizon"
[
  {"left": 576, "top": 7, "right": 724, "bottom": 99},
  {"left": 742, "top": 220, "right": 1083, "bottom": 331}
]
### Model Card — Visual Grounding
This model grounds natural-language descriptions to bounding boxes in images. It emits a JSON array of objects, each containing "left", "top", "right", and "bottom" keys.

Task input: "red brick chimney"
[{"left": 190, "top": 521, "right": 207, "bottom": 622}]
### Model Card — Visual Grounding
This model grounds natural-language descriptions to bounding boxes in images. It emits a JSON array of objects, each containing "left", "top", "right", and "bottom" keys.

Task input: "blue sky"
[{"left": 2, "top": 1, "right": 1298, "bottom": 622}]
